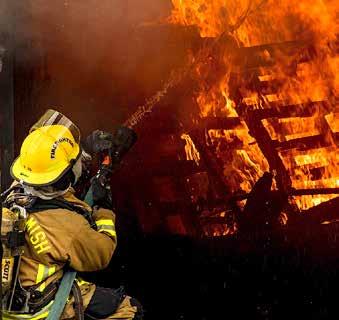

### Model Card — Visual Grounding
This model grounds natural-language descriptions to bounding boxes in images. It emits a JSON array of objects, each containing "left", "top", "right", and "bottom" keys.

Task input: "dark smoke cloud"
[{"left": 10, "top": 0, "right": 183, "bottom": 147}]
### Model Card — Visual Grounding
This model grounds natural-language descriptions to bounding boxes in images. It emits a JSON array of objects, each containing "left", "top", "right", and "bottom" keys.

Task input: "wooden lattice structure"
[
  {"left": 128, "top": 37, "right": 338, "bottom": 238},
  {"left": 189, "top": 41, "right": 338, "bottom": 236}
]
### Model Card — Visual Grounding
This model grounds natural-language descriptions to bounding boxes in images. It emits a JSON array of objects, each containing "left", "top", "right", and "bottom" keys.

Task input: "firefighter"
[{"left": 4, "top": 109, "right": 143, "bottom": 319}]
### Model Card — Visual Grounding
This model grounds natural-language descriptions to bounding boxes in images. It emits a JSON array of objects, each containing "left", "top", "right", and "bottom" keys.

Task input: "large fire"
[{"left": 169, "top": 0, "right": 338, "bottom": 235}]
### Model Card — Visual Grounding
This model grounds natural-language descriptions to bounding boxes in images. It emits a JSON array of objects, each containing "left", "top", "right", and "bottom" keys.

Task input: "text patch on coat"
[{"left": 26, "top": 217, "right": 51, "bottom": 254}]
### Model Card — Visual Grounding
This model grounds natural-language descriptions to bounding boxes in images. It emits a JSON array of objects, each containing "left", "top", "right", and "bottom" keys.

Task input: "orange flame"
[
  {"left": 181, "top": 133, "right": 201, "bottom": 165},
  {"left": 207, "top": 123, "right": 269, "bottom": 193},
  {"left": 170, "top": 0, "right": 338, "bottom": 215}
]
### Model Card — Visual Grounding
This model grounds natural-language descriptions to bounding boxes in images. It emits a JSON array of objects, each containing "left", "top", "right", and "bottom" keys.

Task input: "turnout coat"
[{"left": 16, "top": 189, "right": 136, "bottom": 319}]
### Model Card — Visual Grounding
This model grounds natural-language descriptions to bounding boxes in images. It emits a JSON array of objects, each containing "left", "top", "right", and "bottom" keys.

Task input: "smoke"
[{"left": 10, "top": 0, "right": 178, "bottom": 146}]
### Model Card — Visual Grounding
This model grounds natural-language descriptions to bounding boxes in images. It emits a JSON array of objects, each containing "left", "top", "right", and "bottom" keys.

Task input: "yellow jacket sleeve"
[{"left": 67, "top": 210, "right": 117, "bottom": 272}]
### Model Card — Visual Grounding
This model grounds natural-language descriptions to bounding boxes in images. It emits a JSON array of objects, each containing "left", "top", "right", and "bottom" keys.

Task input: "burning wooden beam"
[
  {"left": 233, "top": 41, "right": 317, "bottom": 68},
  {"left": 197, "top": 117, "right": 242, "bottom": 130}
]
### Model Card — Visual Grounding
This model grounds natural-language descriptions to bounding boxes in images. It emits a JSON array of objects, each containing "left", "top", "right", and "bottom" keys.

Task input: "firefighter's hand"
[
  {"left": 83, "top": 130, "right": 113, "bottom": 155},
  {"left": 92, "top": 177, "right": 113, "bottom": 210}
]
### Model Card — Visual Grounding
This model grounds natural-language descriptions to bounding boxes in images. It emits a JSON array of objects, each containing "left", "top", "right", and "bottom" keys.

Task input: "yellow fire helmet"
[{"left": 11, "top": 109, "right": 81, "bottom": 187}]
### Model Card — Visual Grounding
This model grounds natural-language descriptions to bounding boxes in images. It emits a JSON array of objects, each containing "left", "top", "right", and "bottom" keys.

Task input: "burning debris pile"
[{"left": 155, "top": 0, "right": 338, "bottom": 237}]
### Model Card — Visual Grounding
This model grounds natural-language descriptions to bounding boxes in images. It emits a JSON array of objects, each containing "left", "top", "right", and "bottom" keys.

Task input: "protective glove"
[
  {"left": 83, "top": 130, "right": 113, "bottom": 155},
  {"left": 91, "top": 175, "right": 113, "bottom": 210}
]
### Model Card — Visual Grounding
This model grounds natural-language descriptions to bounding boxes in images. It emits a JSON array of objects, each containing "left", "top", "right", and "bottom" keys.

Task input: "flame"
[
  {"left": 280, "top": 146, "right": 338, "bottom": 210},
  {"left": 265, "top": 116, "right": 338, "bottom": 211},
  {"left": 170, "top": 0, "right": 245, "bottom": 38},
  {"left": 181, "top": 134, "right": 201, "bottom": 165},
  {"left": 170, "top": 0, "right": 338, "bottom": 45},
  {"left": 280, "top": 212, "right": 288, "bottom": 226},
  {"left": 294, "top": 195, "right": 338, "bottom": 211},
  {"left": 262, "top": 116, "right": 322, "bottom": 142},
  {"left": 171, "top": 0, "right": 338, "bottom": 217},
  {"left": 197, "top": 83, "right": 238, "bottom": 118},
  {"left": 200, "top": 210, "right": 238, "bottom": 237},
  {"left": 325, "top": 112, "right": 339, "bottom": 133},
  {"left": 207, "top": 123, "right": 269, "bottom": 193}
]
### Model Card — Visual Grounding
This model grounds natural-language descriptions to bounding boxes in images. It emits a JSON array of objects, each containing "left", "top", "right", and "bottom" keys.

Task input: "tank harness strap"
[{"left": 46, "top": 270, "right": 77, "bottom": 320}]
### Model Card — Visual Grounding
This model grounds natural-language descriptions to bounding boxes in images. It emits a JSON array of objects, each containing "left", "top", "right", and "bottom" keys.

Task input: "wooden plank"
[
  {"left": 274, "top": 134, "right": 328, "bottom": 151},
  {"left": 233, "top": 40, "right": 316, "bottom": 69},
  {"left": 198, "top": 117, "right": 242, "bottom": 130}
]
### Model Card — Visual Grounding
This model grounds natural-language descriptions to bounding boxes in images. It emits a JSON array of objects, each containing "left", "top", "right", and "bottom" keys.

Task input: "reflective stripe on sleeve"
[
  {"left": 96, "top": 219, "right": 116, "bottom": 238},
  {"left": 36, "top": 264, "right": 56, "bottom": 292},
  {"left": 96, "top": 219, "right": 115, "bottom": 227}
]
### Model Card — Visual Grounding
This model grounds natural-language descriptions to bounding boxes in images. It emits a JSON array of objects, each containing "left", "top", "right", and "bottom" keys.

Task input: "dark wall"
[
  {"left": 12, "top": 0, "right": 183, "bottom": 151},
  {"left": 0, "top": 1, "right": 14, "bottom": 189}
]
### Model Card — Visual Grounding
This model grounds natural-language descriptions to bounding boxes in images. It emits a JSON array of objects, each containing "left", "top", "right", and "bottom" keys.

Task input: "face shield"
[{"left": 30, "top": 109, "right": 81, "bottom": 145}]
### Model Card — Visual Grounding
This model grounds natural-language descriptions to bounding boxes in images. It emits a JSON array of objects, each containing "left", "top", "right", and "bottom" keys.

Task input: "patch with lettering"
[{"left": 26, "top": 217, "right": 51, "bottom": 255}]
